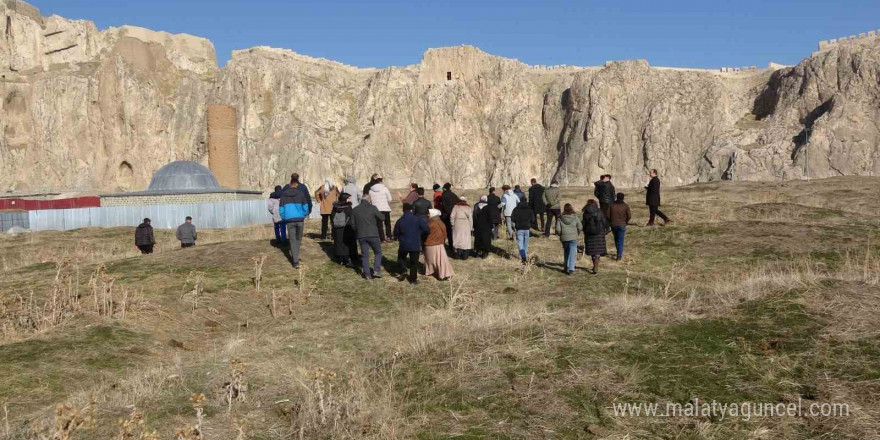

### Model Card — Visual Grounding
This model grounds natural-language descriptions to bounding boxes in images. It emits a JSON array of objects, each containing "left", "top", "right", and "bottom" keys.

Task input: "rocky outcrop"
[
  {"left": 1, "top": 0, "right": 879, "bottom": 191},
  {"left": 0, "top": 0, "right": 216, "bottom": 192}
]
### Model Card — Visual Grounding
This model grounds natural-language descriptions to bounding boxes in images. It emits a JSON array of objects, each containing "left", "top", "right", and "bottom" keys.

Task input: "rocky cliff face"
[{"left": 1, "top": 0, "right": 879, "bottom": 192}]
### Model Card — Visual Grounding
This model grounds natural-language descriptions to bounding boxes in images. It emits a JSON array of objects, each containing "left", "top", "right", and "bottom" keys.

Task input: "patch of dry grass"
[{"left": 2, "top": 178, "right": 880, "bottom": 439}]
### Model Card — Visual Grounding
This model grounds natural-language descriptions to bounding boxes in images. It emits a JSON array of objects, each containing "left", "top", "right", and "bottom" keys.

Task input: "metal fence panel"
[
  {"left": 0, "top": 212, "right": 30, "bottom": 232},
  {"left": 26, "top": 199, "right": 273, "bottom": 231}
]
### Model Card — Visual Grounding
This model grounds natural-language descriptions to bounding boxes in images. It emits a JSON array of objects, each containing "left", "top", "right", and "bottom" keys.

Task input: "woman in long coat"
[
  {"left": 315, "top": 178, "right": 340, "bottom": 240},
  {"left": 450, "top": 197, "right": 473, "bottom": 260},
  {"left": 582, "top": 199, "right": 609, "bottom": 274},
  {"left": 331, "top": 193, "right": 357, "bottom": 266},
  {"left": 424, "top": 209, "right": 454, "bottom": 280},
  {"left": 472, "top": 196, "right": 494, "bottom": 258}
]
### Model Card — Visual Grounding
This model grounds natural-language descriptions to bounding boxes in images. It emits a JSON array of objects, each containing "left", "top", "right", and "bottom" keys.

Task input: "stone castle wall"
[{"left": 817, "top": 29, "right": 880, "bottom": 53}]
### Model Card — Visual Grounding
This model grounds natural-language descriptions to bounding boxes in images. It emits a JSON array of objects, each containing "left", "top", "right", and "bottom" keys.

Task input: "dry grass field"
[{"left": 1, "top": 177, "right": 879, "bottom": 440}]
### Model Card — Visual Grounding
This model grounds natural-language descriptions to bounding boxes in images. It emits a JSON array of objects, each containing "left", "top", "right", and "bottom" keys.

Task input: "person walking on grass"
[
  {"left": 542, "top": 180, "right": 561, "bottom": 237},
  {"left": 267, "top": 186, "right": 286, "bottom": 243},
  {"left": 556, "top": 204, "right": 582, "bottom": 275},
  {"left": 368, "top": 175, "right": 394, "bottom": 243},
  {"left": 594, "top": 174, "right": 615, "bottom": 221},
  {"left": 351, "top": 194, "right": 385, "bottom": 280},
  {"left": 412, "top": 187, "right": 433, "bottom": 222},
  {"left": 486, "top": 187, "right": 503, "bottom": 240},
  {"left": 528, "top": 178, "right": 547, "bottom": 233},
  {"left": 176, "top": 216, "right": 197, "bottom": 248},
  {"left": 135, "top": 218, "right": 156, "bottom": 254},
  {"left": 393, "top": 203, "right": 430, "bottom": 285},
  {"left": 279, "top": 173, "right": 313, "bottom": 269},
  {"left": 332, "top": 193, "right": 358, "bottom": 266},
  {"left": 511, "top": 200, "right": 534, "bottom": 263},
  {"left": 315, "top": 177, "right": 340, "bottom": 240},
  {"left": 450, "top": 196, "right": 473, "bottom": 260},
  {"left": 342, "top": 176, "right": 362, "bottom": 208},
  {"left": 582, "top": 199, "right": 609, "bottom": 274},
  {"left": 424, "top": 209, "right": 454, "bottom": 280},
  {"left": 646, "top": 169, "right": 671, "bottom": 226},
  {"left": 440, "top": 183, "right": 460, "bottom": 249},
  {"left": 609, "top": 192, "right": 631, "bottom": 261},
  {"left": 472, "top": 196, "right": 494, "bottom": 259},
  {"left": 500, "top": 185, "right": 520, "bottom": 240}
]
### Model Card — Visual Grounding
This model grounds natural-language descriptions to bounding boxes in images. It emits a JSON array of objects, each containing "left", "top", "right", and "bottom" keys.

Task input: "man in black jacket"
[
  {"left": 440, "top": 183, "right": 459, "bottom": 248},
  {"left": 412, "top": 187, "right": 433, "bottom": 221},
  {"left": 351, "top": 194, "right": 386, "bottom": 279},
  {"left": 645, "top": 169, "right": 670, "bottom": 226},
  {"left": 594, "top": 174, "right": 615, "bottom": 221},
  {"left": 486, "top": 187, "right": 503, "bottom": 240},
  {"left": 135, "top": 218, "right": 155, "bottom": 254},
  {"left": 528, "top": 178, "right": 547, "bottom": 233}
]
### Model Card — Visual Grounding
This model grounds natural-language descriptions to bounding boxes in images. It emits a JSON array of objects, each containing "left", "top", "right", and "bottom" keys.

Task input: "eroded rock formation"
[{"left": 1, "top": 0, "right": 878, "bottom": 191}]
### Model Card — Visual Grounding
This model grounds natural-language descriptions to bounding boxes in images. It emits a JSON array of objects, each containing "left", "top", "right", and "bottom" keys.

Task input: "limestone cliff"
[{"left": 1, "top": 0, "right": 879, "bottom": 191}]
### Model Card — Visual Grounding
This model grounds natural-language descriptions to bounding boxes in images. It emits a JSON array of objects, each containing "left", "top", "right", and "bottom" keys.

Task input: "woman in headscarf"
[
  {"left": 582, "top": 199, "right": 610, "bottom": 274},
  {"left": 473, "top": 195, "right": 493, "bottom": 259},
  {"left": 450, "top": 196, "right": 473, "bottom": 260},
  {"left": 424, "top": 209, "right": 454, "bottom": 280},
  {"left": 315, "top": 177, "right": 340, "bottom": 240},
  {"left": 267, "top": 185, "right": 286, "bottom": 243},
  {"left": 331, "top": 193, "right": 358, "bottom": 266}
]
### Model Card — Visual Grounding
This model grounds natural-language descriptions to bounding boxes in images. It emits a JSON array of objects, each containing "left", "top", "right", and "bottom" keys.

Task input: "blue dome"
[{"left": 148, "top": 161, "right": 220, "bottom": 191}]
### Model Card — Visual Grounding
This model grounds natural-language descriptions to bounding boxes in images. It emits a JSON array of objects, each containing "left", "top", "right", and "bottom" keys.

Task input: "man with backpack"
[{"left": 279, "top": 173, "right": 313, "bottom": 269}]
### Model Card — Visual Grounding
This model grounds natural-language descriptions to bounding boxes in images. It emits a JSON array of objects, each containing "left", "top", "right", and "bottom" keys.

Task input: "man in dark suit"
[{"left": 645, "top": 169, "right": 671, "bottom": 226}]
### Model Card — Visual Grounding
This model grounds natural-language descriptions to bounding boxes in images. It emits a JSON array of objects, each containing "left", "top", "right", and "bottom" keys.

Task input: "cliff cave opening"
[
  {"left": 446, "top": 72, "right": 452, "bottom": 80},
  {"left": 117, "top": 161, "right": 133, "bottom": 190}
]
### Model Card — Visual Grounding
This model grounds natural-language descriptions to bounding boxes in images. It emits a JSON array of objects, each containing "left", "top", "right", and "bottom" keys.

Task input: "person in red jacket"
[{"left": 431, "top": 183, "right": 443, "bottom": 210}]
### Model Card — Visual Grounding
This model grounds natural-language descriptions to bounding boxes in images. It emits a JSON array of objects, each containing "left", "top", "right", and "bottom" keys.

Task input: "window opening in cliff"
[{"left": 446, "top": 72, "right": 452, "bottom": 81}]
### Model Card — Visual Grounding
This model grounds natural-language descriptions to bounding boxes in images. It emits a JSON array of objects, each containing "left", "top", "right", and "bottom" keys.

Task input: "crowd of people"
[{"left": 264, "top": 170, "right": 671, "bottom": 282}]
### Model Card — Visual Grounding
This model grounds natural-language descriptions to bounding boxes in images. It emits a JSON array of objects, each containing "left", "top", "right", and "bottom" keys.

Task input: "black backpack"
[{"left": 332, "top": 209, "right": 349, "bottom": 228}]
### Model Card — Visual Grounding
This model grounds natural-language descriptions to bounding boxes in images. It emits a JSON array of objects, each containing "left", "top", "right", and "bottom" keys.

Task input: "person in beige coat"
[
  {"left": 450, "top": 196, "right": 473, "bottom": 260},
  {"left": 315, "top": 178, "right": 340, "bottom": 240}
]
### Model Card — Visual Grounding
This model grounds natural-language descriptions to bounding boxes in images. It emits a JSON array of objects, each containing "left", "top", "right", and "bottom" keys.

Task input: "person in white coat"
[
  {"left": 500, "top": 185, "right": 520, "bottom": 240},
  {"left": 368, "top": 175, "right": 394, "bottom": 243},
  {"left": 342, "top": 176, "right": 362, "bottom": 208}
]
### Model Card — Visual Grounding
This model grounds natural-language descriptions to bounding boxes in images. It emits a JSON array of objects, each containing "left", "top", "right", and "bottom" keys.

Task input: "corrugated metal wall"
[
  {"left": 27, "top": 199, "right": 282, "bottom": 231},
  {"left": 0, "top": 212, "right": 30, "bottom": 232}
]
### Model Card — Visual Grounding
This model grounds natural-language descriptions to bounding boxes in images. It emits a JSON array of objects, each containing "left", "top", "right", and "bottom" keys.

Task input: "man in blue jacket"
[
  {"left": 393, "top": 203, "right": 430, "bottom": 285},
  {"left": 279, "top": 173, "right": 313, "bottom": 269}
]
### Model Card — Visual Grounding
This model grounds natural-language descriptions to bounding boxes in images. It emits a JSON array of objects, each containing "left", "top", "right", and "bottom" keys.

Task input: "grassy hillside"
[{"left": 2, "top": 177, "right": 879, "bottom": 439}]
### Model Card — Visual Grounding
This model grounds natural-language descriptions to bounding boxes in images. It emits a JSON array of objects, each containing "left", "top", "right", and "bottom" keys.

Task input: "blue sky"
[{"left": 32, "top": 0, "right": 880, "bottom": 68}]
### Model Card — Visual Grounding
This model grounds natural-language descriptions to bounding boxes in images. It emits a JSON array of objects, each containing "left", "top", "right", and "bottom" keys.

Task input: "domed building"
[{"left": 100, "top": 161, "right": 262, "bottom": 207}]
